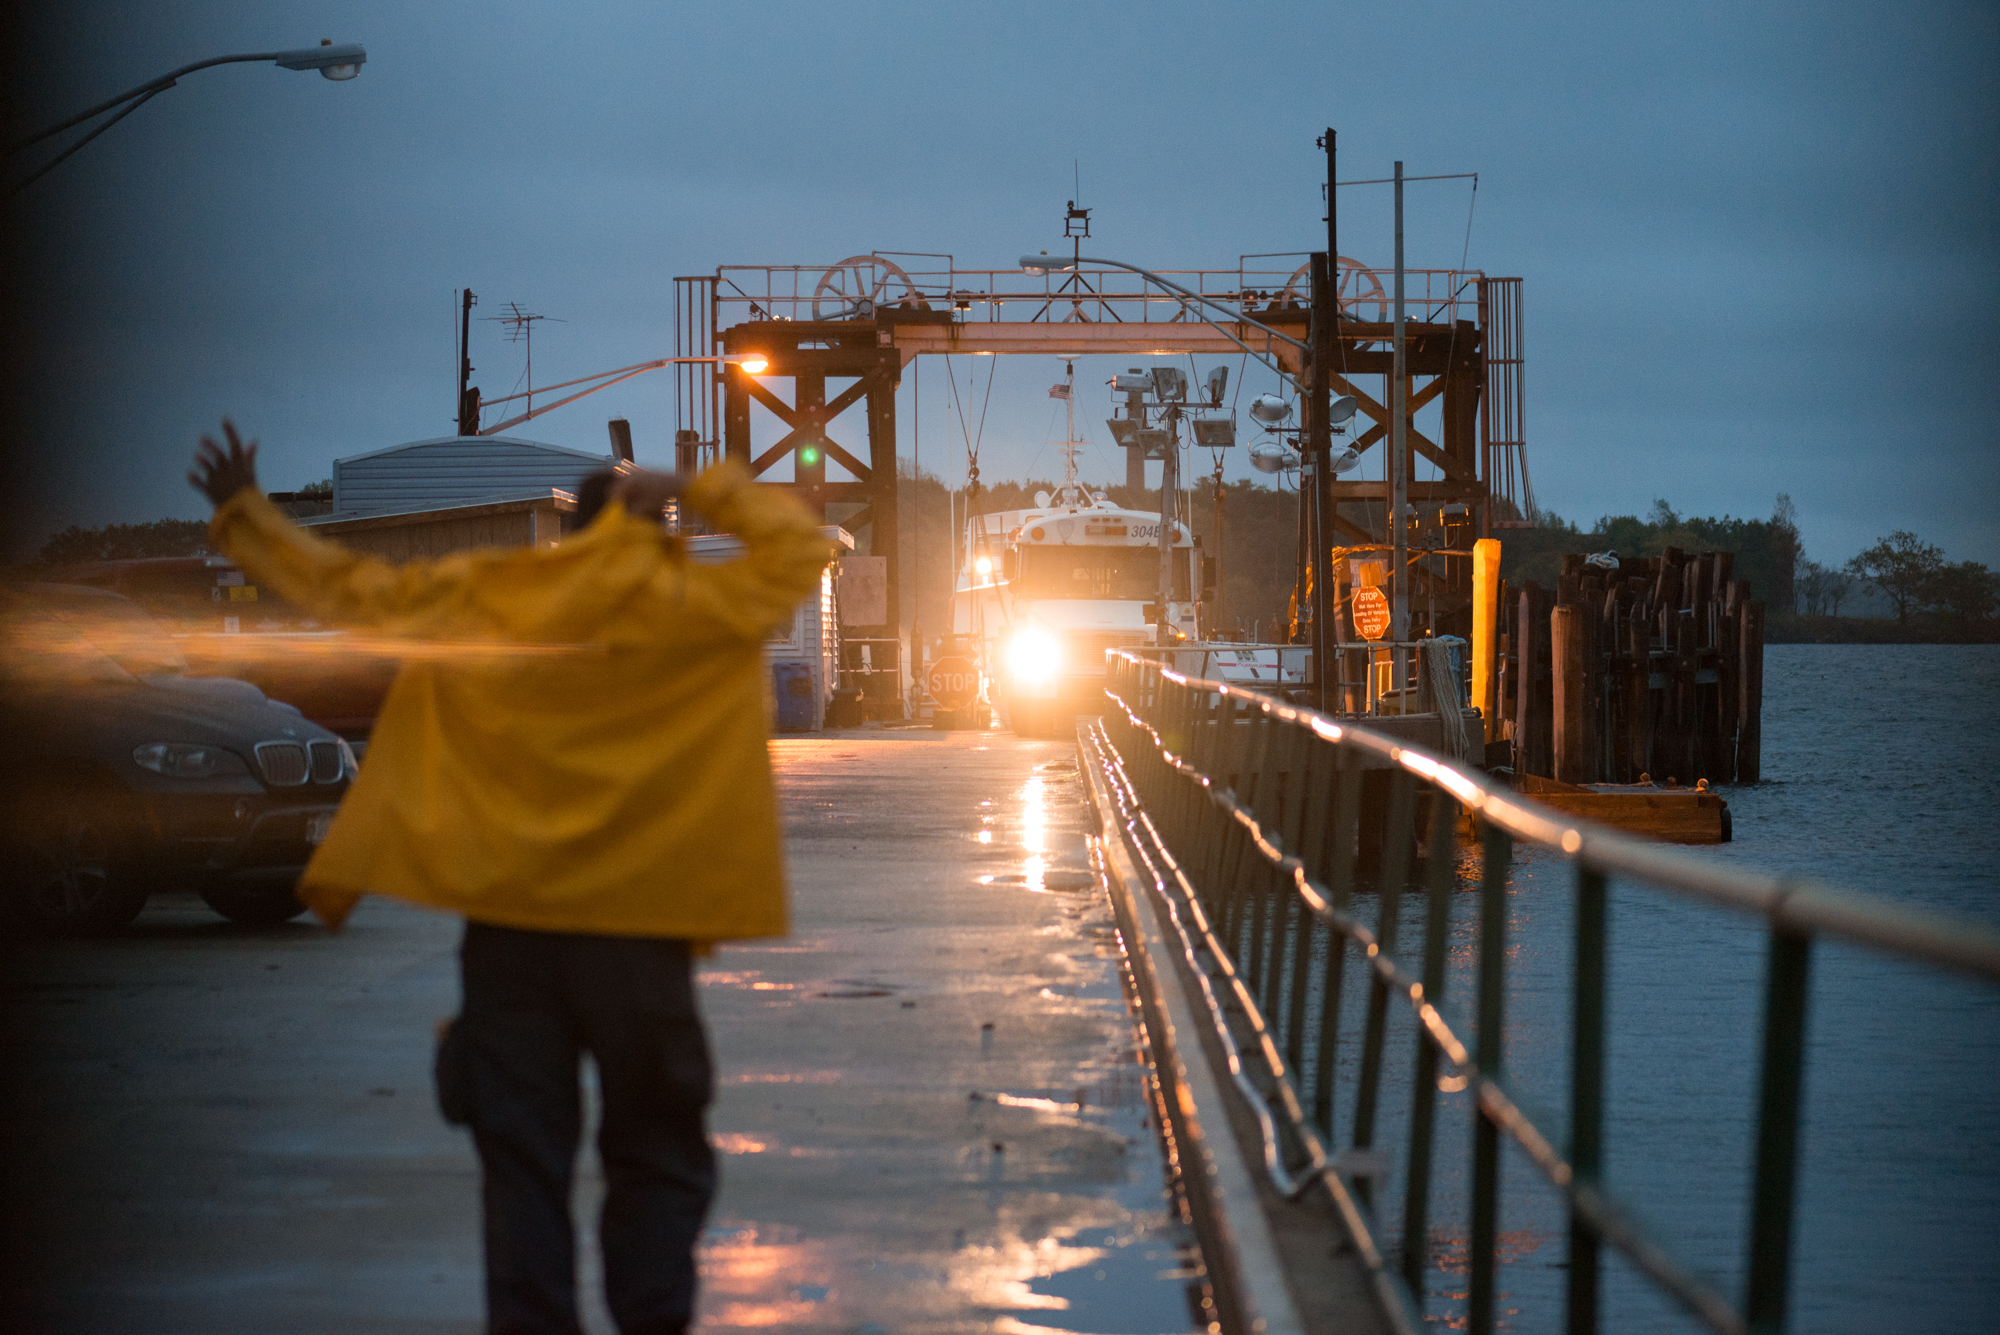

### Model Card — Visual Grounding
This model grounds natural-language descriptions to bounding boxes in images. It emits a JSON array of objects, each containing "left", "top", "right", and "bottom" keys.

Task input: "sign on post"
[
  {"left": 926, "top": 656, "right": 979, "bottom": 712},
  {"left": 1352, "top": 586, "right": 1392, "bottom": 640}
]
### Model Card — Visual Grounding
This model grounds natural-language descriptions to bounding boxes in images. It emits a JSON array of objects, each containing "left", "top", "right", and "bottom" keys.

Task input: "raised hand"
[
  {"left": 609, "top": 469, "right": 687, "bottom": 519},
  {"left": 189, "top": 419, "right": 260, "bottom": 508}
]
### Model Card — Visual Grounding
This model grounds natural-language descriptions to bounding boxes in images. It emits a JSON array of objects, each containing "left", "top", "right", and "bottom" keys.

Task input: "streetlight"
[{"left": 7, "top": 40, "right": 368, "bottom": 197}]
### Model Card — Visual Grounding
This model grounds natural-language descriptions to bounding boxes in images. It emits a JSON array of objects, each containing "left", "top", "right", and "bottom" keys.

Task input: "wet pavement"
[
  {"left": 2, "top": 728, "right": 1205, "bottom": 1334},
  {"left": 697, "top": 730, "right": 1203, "bottom": 1334}
]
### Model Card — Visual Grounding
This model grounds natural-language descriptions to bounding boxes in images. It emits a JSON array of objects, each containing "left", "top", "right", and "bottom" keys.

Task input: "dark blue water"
[{"left": 1284, "top": 644, "right": 2000, "bottom": 1332}]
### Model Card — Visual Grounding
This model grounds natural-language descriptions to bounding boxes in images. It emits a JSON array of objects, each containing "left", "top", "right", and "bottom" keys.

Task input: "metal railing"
[
  {"left": 1090, "top": 651, "right": 2000, "bottom": 1335},
  {"left": 710, "top": 257, "right": 1484, "bottom": 328},
  {"left": 1130, "top": 639, "right": 1472, "bottom": 724}
]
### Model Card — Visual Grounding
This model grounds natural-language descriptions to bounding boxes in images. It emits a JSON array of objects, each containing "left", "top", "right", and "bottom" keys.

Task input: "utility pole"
[
  {"left": 1159, "top": 402, "right": 1179, "bottom": 639},
  {"left": 1391, "top": 162, "right": 1410, "bottom": 696},
  {"left": 1211, "top": 454, "right": 1227, "bottom": 634},
  {"left": 456, "top": 288, "right": 479, "bottom": 437},
  {"left": 1308, "top": 251, "right": 1334, "bottom": 712},
  {"left": 1320, "top": 126, "right": 1344, "bottom": 708}
]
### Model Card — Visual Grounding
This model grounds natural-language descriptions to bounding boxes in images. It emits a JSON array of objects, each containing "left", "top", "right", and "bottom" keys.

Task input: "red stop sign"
[
  {"left": 927, "top": 655, "right": 979, "bottom": 711},
  {"left": 1352, "top": 586, "right": 1392, "bottom": 640}
]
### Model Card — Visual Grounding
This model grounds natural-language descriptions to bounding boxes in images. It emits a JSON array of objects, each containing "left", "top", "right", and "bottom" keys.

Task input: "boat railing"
[{"left": 1090, "top": 649, "right": 2000, "bottom": 1335}]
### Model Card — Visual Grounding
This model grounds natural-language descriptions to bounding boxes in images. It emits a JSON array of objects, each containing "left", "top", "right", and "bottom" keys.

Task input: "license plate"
[{"left": 305, "top": 812, "right": 334, "bottom": 846}]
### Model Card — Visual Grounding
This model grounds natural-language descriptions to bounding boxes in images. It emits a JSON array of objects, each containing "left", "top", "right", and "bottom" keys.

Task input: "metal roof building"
[{"left": 331, "top": 435, "right": 611, "bottom": 517}]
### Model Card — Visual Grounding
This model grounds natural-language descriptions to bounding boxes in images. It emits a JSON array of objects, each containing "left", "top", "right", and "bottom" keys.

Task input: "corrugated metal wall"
[{"left": 332, "top": 436, "right": 610, "bottom": 515}]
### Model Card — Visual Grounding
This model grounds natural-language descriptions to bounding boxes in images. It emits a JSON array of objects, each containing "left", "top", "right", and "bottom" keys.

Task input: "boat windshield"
[{"left": 1014, "top": 546, "right": 1189, "bottom": 601}]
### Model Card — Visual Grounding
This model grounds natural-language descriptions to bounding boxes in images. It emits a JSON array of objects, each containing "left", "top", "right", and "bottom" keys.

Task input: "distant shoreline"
[{"left": 1769, "top": 613, "right": 1998, "bottom": 645}]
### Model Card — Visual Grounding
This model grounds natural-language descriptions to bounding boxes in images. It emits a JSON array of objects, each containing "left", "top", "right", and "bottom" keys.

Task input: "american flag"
[{"left": 1048, "top": 384, "right": 1070, "bottom": 399}]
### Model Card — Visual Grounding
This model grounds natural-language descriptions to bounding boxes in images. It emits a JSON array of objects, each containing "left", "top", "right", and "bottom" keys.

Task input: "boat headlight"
[{"left": 1006, "top": 628, "right": 1062, "bottom": 684}]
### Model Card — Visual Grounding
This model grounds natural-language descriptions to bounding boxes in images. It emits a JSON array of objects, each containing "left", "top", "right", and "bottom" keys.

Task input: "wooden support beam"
[
  {"left": 1326, "top": 376, "right": 1474, "bottom": 483},
  {"left": 1553, "top": 605, "right": 1587, "bottom": 785}
]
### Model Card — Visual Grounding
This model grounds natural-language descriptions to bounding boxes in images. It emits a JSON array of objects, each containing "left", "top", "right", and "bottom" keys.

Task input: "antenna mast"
[
  {"left": 1055, "top": 360, "right": 1088, "bottom": 506},
  {"left": 483, "top": 302, "right": 562, "bottom": 419}
]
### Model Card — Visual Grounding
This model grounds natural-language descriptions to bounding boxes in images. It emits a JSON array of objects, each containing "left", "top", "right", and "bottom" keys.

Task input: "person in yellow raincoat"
[{"left": 190, "top": 421, "right": 833, "bottom": 1335}]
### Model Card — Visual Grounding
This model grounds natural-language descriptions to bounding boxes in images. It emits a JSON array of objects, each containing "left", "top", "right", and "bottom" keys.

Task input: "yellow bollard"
[{"left": 1472, "top": 538, "right": 1501, "bottom": 744}]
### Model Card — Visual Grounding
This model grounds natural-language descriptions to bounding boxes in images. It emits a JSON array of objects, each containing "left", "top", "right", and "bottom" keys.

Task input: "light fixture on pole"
[{"left": 7, "top": 40, "right": 369, "bottom": 197}]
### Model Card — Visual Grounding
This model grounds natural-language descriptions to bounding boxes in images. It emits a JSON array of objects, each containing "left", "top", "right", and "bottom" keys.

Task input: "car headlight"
[
  {"left": 336, "top": 737, "right": 360, "bottom": 780},
  {"left": 1006, "top": 628, "right": 1062, "bottom": 684},
  {"left": 132, "top": 742, "right": 244, "bottom": 778}
]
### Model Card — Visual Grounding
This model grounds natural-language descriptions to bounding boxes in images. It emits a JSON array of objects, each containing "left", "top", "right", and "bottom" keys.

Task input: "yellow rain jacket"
[{"left": 209, "top": 461, "right": 833, "bottom": 939}]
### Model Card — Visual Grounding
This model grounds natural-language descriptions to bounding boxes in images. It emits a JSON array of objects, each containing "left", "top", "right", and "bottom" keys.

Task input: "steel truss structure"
[{"left": 674, "top": 256, "right": 1530, "bottom": 709}]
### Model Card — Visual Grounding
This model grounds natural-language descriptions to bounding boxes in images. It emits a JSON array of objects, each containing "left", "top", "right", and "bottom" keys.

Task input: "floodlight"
[
  {"left": 1192, "top": 418, "right": 1235, "bottom": 450},
  {"left": 1020, "top": 253, "right": 1075, "bottom": 276},
  {"left": 1134, "top": 429, "right": 1171, "bottom": 457},
  {"left": 1330, "top": 394, "right": 1359, "bottom": 428},
  {"left": 735, "top": 354, "right": 770, "bottom": 374},
  {"left": 1149, "top": 367, "right": 1186, "bottom": 402},
  {"left": 1249, "top": 442, "right": 1295, "bottom": 474},
  {"left": 1112, "top": 372, "right": 1152, "bottom": 392},
  {"left": 1331, "top": 446, "right": 1361, "bottom": 473},
  {"left": 1106, "top": 418, "right": 1139, "bottom": 448},
  {"left": 1249, "top": 394, "right": 1293, "bottom": 424},
  {"left": 1206, "top": 365, "right": 1228, "bottom": 407}
]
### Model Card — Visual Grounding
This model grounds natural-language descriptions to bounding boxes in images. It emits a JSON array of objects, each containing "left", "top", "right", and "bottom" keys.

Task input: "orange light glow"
[{"left": 737, "top": 354, "right": 770, "bottom": 375}]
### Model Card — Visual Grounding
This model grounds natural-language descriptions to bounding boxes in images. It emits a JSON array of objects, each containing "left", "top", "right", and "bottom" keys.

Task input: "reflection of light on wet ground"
[
  {"left": 698, "top": 1224, "right": 839, "bottom": 1330},
  {"left": 949, "top": 1229, "right": 1109, "bottom": 1313},
  {"left": 711, "top": 737, "right": 1204, "bottom": 1333},
  {"left": 1022, "top": 775, "right": 1047, "bottom": 892},
  {"left": 725, "top": 1070, "right": 843, "bottom": 1085}
]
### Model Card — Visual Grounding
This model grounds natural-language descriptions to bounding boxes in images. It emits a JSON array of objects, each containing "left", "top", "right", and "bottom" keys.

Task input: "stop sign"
[
  {"left": 926, "top": 655, "right": 979, "bottom": 712},
  {"left": 1352, "top": 586, "right": 1392, "bottom": 640}
]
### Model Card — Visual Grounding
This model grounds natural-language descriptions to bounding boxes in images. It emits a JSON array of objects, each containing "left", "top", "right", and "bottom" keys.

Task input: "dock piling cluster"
[{"left": 1500, "top": 548, "right": 1764, "bottom": 786}]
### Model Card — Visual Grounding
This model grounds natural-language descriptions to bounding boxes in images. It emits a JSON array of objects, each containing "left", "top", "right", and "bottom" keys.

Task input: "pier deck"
[{"left": 3, "top": 730, "right": 1256, "bottom": 1334}]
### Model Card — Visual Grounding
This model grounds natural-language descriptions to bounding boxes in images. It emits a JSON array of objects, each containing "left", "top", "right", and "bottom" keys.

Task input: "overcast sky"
[{"left": 6, "top": 1, "right": 1995, "bottom": 572}]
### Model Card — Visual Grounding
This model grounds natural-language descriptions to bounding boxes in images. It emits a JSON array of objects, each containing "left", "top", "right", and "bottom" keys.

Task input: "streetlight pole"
[{"left": 7, "top": 42, "right": 367, "bottom": 198}]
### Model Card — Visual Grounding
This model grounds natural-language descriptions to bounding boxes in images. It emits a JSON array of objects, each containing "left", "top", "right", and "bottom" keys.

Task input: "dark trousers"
[{"left": 440, "top": 922, "right": 717, "bottom": 1335}]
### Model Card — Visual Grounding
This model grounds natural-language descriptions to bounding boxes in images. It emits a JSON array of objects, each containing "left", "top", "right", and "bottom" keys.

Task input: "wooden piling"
[
  {"left": 1582, "top": 590, "right": 1603, "bottom": 781},
  {"left": 1626, "top": 613, "right": 1651, "bottom": 780},
  {"left": 1472, "top": 539, "right": 1502, "bottom": 744},
  {"left": 1552, "top": 605, "right": 1588, "bottom": 785},
  {"left": 1603, "top": 586, "right": 1625, "bottom": 782},
  {"left": 1738, "top": 599, "right": 1765, "bottom": 783},
  {"left": 1716, "top": 592, "right": 1740, "bottom": 783},
  {"left": 1516, "top": 584, "right": 1554, "bottom": 777},
  {"left": 1669, "top": 610, "right": 1698, "bottom": 785}
]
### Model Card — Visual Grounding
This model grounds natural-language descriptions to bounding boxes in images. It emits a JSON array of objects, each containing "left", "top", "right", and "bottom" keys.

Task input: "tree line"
[
  {"left": 25, "top": 470, "right": 1995, "bottom": 645},
  {"left": 1502, "top": 495, "right": 1996, "bottom": 642},
  {"left": 1803, "top": 532, "right": 1995, "bottom": 630}
]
